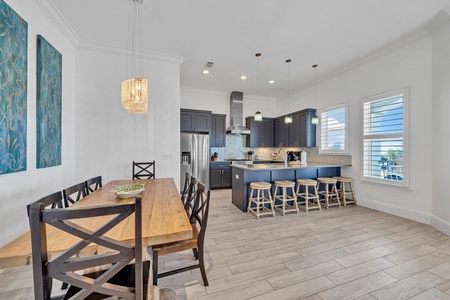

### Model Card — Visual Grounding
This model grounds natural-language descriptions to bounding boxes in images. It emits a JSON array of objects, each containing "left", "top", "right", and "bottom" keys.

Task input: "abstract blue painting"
[
  {"left": 36, "top": 35, "right": 62, "bottom": 168},
  {"left": 0, "top": 1, "right": 28, "bottom": 175}
]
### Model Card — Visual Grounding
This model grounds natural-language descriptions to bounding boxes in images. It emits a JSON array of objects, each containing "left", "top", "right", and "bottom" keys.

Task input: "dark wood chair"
[
  {"left": 181, "top": 172, "right": 191, "bottom": 200},
  {"left": 152, "top": 182, "right": 210, "bottom": 286},
  {"left": 86, "top": 176, "right": 102, "bottom": 194},
  {"left": 132, "top": 161, "right": 155, "bottom": 179},
  {"left": 182, "top": 175, "right": 199, "bottom": 213},
  {"left": 26, "top": 191, "right": 65, "bottom": 213},
  {"left": 181, "top": 173, "right": 198, "bottom": 208},
  {"left": 28, "top": 195, "right": 145, "bottom": 299},
  {"left": 62, "top": 182, "right": 88, "bottom": 207}
]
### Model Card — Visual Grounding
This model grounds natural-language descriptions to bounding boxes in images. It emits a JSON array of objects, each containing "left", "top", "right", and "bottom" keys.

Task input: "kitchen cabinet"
[
  {"left": 245, "top": 117, "right": 274, "bottom": 147},
  {"left": 180, "top": 109, "right": 211, "bottom": 133},
  {"left": 274, "top": 117, "right": 289, "bottom": 148},
  {"left": 210, "top": 162, "right": 231, "bottom": 188},
  {"left": 289, "top": 109, "right": 317, "bottom": 147},
  {"left": 211, "top": 114, "right": 226, "bottom": 147}
]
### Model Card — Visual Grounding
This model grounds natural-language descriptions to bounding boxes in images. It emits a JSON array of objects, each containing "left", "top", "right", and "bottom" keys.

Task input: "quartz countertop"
[{"left": 231, "top": 162, "right": 351, "bottom": 170}]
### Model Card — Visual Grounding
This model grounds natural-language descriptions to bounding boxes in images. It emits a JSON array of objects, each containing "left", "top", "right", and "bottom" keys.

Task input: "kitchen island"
[{"left": 231, "top": 163, "right": 350, "bottom": 212}]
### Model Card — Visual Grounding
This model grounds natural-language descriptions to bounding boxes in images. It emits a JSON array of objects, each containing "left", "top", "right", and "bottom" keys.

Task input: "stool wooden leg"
[
  {"left": 247, "top": 188, "right": 254, "bottom": 213},
  {"left": 333, "top": 183, "right": 341, "bottom": 207},
  {"left": 268, "top": 188, "right": 275, "bottom": 217},
  {"left": 349, "top": 181, "right": 357, "bottom": 205},
  {"left": 314, "top": 184, "right": 321, "bottom": 210},
  {"left": 291, "top": 186, "right": 299, "bottom": 214},
  {"left": 305, "top": 185, "right": 310, "bottom": 212},
  {"left": 341, "top": 182, "right": 347, "bottom": 206},
  {"left": 282, "top": 187, "right": 286, "bottom": 216}
]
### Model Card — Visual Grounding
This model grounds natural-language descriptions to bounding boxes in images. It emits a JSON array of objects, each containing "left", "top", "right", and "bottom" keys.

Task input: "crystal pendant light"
[
  {"left": 121, "top": 0, "right": 148, "bottom": 114},
  {"left": 254, "top": 53, "right": 262, "bottom": 121},
  {"left": 285, "top": 59, "right": 292, "bottom": 124},
  {"left": 311, "top": 64, "right": 319, "bottom": 124}
]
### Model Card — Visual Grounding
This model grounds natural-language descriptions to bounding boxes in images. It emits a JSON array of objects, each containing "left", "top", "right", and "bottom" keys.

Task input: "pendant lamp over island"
[
  {"left": 311, "top": 64, "right": 319, "bottom": 125},
  {"left": 121, "top": 0, "right": 148, "bottom": 114},
  {"left": 284, "top": 59, "right": 292, "bottom": 124},
  {"left": 254, "top": 53, "right": 262, "bottom": 121}
]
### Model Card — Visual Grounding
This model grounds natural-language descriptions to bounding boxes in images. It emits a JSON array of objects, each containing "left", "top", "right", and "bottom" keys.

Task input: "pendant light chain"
[
  {"left": 311, "top": 64, "right": 319, "bottom": 124},
  {"left": 121, "top": 0, "right": 148, "bottom": 114},
  {"left": 254, "top": 53, "right": 262, "bottom": 121},
  {"left": 285, "top": 59, "right": 292, "bottom": 124}
]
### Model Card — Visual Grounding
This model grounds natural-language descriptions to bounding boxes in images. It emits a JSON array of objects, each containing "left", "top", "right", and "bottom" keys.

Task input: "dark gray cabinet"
[
  {"left": 274, "top": 117, "right": 289, "bottom": 147},
  {"left": 180, "top": 109, "right": 211, "bottom": 133},
  {"left": 210, "top": 162, "right": 231, "bottom": 188},
  {"left": 211, "top": 114, "right": 226, "bottom": 147},
  {"left": 245, "top": 117, "right": 274, "bottom": 147},
  {"left": 290, "top": 109, "right": 316, "bottom": 147}
]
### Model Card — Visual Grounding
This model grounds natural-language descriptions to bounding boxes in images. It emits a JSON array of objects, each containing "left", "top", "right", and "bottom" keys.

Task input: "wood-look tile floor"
[{"left": 2, "top": 189, "right": 450, "bottom": 300}]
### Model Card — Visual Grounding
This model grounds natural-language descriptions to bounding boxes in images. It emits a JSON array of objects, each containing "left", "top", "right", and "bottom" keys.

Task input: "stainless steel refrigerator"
[{"left": 180, "top": 133, "right": 209, "bottom": 190}]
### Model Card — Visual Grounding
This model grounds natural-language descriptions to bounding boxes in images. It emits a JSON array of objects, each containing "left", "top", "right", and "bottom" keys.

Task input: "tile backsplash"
[{"left": 211, "top": 135, "right": 352, "bottom": 165}]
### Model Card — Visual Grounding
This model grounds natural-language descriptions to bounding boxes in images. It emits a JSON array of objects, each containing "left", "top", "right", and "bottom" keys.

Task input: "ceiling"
[{"left": 50, "top": 0, "right": 450, "bottom": 99}]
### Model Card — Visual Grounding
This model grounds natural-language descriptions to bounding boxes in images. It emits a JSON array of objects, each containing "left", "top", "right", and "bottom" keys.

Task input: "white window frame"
[
  {"left": 319, "top": 103, "right": 349, "bottom": 155},
  {"left": 360, "top": 87, "right": 410, "bottom": 188}
]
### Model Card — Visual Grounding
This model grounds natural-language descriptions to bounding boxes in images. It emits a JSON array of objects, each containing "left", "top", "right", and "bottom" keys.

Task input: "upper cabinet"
[
  {"left": 180, "top": 109, "right": 212, "bottom": 133},
  {"left": 245, "top": 117, "right": 274, "bottom": 147},
  {"left": 211, "top": 114, "right": 226, "bottom": 147},
  {"left": 274, "top": 117, "right": 289, "bottom": 148},
  {"left": 289, "top": 109, "right": 317, "bottom": 147}
]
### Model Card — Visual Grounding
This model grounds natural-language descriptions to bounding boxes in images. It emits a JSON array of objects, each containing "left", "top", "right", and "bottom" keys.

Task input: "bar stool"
[
  {"left": 333, "top": 176, "right": 357, "bottom": 206},
  {"left": 273, "top": 180, "right": 298, "bottom": 215},
  {"left": 247, "top": 182, "right": 275, "bottom": 219},
  {"left": 296, "top": 179, "right": 321, "bottom": 212},
  {"left": 316, "top": 177, "right": 340, "bottom": 209}
]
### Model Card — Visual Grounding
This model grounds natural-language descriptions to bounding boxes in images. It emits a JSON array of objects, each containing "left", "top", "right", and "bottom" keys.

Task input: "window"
[
  {"left": 320, "top": 103, "right": 348, "bottom": 154},
  {"left": 362, "top": 88, "right": 409, "bottom": 187}
]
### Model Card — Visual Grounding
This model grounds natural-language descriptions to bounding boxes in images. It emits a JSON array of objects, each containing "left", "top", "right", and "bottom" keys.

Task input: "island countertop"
[{"left": 232, "top": 162, "right": 351, "bottom": 171}]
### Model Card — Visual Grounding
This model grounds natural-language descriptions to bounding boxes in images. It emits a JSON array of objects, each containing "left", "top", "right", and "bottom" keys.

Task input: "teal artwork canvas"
[
  {"left": 36, "top": 35, "right": 62, "bottom": 168},
  {"left": 0, "top": 1, "right": 28, "bottom": 175}
]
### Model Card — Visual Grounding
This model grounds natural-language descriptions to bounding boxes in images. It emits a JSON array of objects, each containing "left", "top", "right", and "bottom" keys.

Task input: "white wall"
[
  {"left": 431, "top": 14, "right": 450, "bottom": 235},
  {"left": 283, "top": 37, "right": 434, "bottom": 224},
  {"left": 75, "top": 46, "right": 182, "bottom": 186},
  {"left": 0, "top": 0, "right": 77, "bottom": 246},
  {"left": 181, "top": 88, "right": 277, "bottom": 127}
]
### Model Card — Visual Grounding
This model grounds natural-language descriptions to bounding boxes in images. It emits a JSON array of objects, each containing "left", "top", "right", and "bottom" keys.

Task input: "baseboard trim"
[
  {"left": 358, "top": 196, "right": 432, "bottom": 225},
  {"left": 431, "top": 215, "right": 450, "bottom": 236}
]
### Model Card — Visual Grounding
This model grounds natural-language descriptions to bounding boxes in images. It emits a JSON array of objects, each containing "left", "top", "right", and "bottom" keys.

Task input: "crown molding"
[
  {"left": 34, "top": 0, "right": 80, "bottom": 46},
  {"left": 424, "top": 8, "right": 450, "bottom": 34},
  {"left": 77, "top": 40, "right": 185, "bottom": 65},
  {"left": 180, "top": 87, "right": 277, "bottom": 102}
]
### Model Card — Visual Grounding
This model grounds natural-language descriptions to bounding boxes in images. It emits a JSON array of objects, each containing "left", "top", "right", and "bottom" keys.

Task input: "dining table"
[{"left": 0, "top": 178, "right": 192, "bottom": 269}]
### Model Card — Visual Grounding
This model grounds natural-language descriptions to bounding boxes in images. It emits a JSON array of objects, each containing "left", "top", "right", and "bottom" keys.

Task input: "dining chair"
[
  {"left": 62, "top": 182, "right": 88, "bottom": 207},
  {"left": 86, "top": 175, "right": 102, "bottom": 194},
  {"left": 28, "top": 196, "right": 146, "bottom": 299},
  {"left": 26, "top": 191, "right": 65, "bottom": 213},
  {"left": 180, "top": 172, "right": 192, "bottom": 200},
  {"left": 152, "top": 182, "right": 210, "bottom": 286},
  {"left": 132, "top": 161, "right": 155, "bottom": 179},
  {"left": 181, "top": 173, "right": 198, "bottom": 209}
]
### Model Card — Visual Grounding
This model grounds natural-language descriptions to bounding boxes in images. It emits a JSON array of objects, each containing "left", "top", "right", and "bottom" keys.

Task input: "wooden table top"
[{"left": 0, "top": 178, "right": 192, "bottom": 269}]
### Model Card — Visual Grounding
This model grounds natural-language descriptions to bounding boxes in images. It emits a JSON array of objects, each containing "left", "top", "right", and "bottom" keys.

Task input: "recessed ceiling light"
[
  {"left": 269, "top": 80, "right": 275, "bottom": 84},
  {"left": 203, "top": 61, "right": 214, "bottom": 75},
  {"left": 241, "top": 75, "right": 247, "bottom": 80}
]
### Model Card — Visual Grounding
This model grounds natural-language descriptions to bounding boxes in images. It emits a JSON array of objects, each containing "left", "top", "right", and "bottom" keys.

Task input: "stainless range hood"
[{"left": 226, "top": 91, "right": 251, "bottom": 135}]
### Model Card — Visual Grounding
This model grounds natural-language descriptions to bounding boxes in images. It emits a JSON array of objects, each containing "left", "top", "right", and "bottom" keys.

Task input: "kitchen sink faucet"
[{"left": 278, "top": 148, "right": 289, "bottom": 167}]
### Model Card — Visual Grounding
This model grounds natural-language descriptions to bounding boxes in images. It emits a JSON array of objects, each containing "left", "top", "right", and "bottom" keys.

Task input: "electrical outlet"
[{"left": 235, "top": 174, "right": 239, "bottom": 179}]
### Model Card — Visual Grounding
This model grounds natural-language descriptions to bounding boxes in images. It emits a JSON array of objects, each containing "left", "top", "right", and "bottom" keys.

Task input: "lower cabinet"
[{"left": 210, "top": 162, "right": 231, "bottom": 189}]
